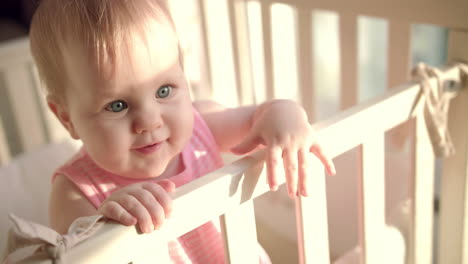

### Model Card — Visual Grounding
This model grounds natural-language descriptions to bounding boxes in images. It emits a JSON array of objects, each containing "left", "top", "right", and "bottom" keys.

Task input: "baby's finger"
[
  {"left": 117, "top": 195, "right": 153, "bottom": 234},
  {"left": 142, "top": 182, "right": 173, "bottom": 218},
  {"left": 298, "top": 148, "right": 311, "bottom": 196},
  {"left": 130, "top": 189, "right": 166, "bottom": 230},
  {"left": 283, "top": 148, "right": 298, "bottom": 199},
  {"left": 310, "top": 143, "right": 336, "bottom": 175},
  {"left": 99, "top": 200, "right": 137, "bottom": 226},
  {"left": 266, "top": 145, "right": 282, "bottom": 191},
  {"left": 157, "top": 179, "right": 176, "bottom": 193}
]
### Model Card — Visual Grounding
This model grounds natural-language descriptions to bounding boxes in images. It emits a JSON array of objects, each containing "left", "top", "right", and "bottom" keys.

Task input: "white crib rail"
[{"left": 17, "top": 64, "right": 467, "bottom": 264}]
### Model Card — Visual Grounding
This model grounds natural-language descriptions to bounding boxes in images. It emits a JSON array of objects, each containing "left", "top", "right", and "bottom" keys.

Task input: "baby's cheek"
[
  {"left": 90, "top": 138, "right": 131, "bottom": 175},
  {"left": 90, "top": 128, "right": 128, "bottom": 158},
  {"left": 102, "top": 130, "right": 130, "bottom": 153}
]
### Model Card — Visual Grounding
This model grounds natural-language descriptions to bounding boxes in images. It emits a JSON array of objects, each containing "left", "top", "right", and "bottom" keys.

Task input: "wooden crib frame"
[{"left": 1, "top": 0, "right": 468, "bottom": 263}]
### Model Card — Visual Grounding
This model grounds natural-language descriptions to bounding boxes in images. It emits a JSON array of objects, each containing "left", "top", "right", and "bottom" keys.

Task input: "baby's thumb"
[
  {"left": 157, "top": 179, "right": 176, "bottom": 193},
  {"left": 231, "top": 133, "right": 261, "bottom": 155}
]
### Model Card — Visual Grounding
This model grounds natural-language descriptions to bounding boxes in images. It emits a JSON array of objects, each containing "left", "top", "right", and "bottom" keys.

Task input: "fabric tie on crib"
[
  {"left": 410, "top": 63, "right": 468, "bottom": 157},
  {"left": 3, "top": 214, "right": 106, "bottom": 264}
]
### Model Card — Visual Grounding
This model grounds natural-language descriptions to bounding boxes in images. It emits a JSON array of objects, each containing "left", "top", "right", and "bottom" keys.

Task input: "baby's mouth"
[{"left": 134, "top": 142, "right": 162, "bottom": 154}]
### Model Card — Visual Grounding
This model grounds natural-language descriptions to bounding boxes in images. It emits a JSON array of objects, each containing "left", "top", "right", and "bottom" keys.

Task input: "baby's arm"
[
  {"left": 194, "top": 99, "right": 335, "bottom": 198},
  {"left": 49, "top": 174, "right": 97, "bottom": 234}
]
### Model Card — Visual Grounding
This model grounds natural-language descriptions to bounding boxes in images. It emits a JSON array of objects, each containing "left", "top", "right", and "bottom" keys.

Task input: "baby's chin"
[
  {"left": 94, "top": 151, "right": 182, "bottom": 180},
  {"left": 92, "top": 155, "right": 169, "bottom": 179},
  {"left": 115, "top": 167, "right": 168, "bottom": 180},
  {"left": 97, "top": 161, "right": 168, "bottom": 180}
]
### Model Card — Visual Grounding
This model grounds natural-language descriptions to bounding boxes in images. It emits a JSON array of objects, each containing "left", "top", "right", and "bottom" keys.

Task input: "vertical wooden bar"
[
  {"left": 438, "top": 30, "right": 468, "bottom": 264},
  {"left": 409, "top": 111, "right": 435, "bottom": 264},
  {"left": 295, "top": 158, "right": 330, "bottom": 264},
  {"left": 270, "top": 4, "right": 299, "bottom": 102},
  {"left": 200, "top": 0, "right": 239, "bottom": 107},
  {"left": 227, "top": 0, "right": 254, "bottom": 105},
  {"left": 339, "top": 13, "right": 358, "bottom": 110},
  {"left": 358, "top": 135, "right": 385, "bottom": 263},
  {"left": 195, "top": 0, "right": 214, "bottom": 99},
  {"left": 387, "top": 20, "right": 411, "bottom": 89},
  {"left": 0, "top": 115, "right": 11, "bottom": 166},
  {"left": 296, "top": 6, "right": 315, "bottom": 121},
  {"left": 260, "top": 0, "right": 275, "bottom": 100},
  {"left": 3, "top": 64, "right": 47, "bottom": 153},
  {"left": 220, "top": 200, "right": 259, "bottom": 264}
]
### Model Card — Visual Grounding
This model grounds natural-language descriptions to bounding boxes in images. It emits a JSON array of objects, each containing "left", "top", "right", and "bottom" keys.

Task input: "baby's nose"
[{"left": 133, "top": 110, "right": 163, "bottom": 134}]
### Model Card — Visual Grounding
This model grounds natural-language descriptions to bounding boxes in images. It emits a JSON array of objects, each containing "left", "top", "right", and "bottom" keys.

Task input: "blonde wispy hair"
[{"left": 30, "top": 0, "right": 180, "bottom": 101}]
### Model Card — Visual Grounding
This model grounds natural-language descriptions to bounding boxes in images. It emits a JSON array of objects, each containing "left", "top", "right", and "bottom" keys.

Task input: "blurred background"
[{"left": 0, "top": 0, "right": 35, "bottom": 41}]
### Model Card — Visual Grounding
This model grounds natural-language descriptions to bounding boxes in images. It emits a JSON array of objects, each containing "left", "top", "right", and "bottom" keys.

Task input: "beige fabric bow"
[
  {"left": 2, "top": 214, "right": 107, "bottom": 264},
  {"left": 411, "top": 63, "right": 468, "bottom": 157}
]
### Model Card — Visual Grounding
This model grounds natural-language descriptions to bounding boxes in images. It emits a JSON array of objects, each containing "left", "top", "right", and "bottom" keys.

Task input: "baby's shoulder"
[{"left": 49, "top": 173, "right": 97, "bottom": 234}]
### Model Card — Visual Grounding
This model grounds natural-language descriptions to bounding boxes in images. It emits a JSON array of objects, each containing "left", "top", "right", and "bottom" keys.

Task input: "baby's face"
[{"left": 61, "top": 19, "right": 193, "bottom": 179}]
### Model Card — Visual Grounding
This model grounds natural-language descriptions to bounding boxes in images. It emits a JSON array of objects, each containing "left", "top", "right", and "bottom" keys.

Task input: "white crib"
[{"left": 1, "top": 0, "right": 467, "bottom": 263}]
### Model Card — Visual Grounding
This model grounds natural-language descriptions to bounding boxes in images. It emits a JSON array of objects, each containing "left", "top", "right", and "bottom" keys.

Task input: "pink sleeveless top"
[{"left": 54, "top": 109, "right": 226, "bottom": 263}]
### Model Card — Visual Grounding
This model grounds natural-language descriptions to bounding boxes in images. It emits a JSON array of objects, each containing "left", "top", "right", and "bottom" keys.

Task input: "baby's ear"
[{"left": 47, "top": 95, "right": 80, "bottom": 140}]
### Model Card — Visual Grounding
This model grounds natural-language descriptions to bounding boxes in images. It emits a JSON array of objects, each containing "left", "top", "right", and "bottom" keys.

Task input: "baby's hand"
[
  {"left": 231, "top": 100, "right": 335, "bottom": 198},
  {"left": 98, "top": 180, "right": 175, "bottom": 233}
]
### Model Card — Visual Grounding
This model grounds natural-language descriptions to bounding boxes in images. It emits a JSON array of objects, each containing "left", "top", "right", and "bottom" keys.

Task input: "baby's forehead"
[
  {"left": 62, "top": 21, "right": 182, "bottom": 97},
  {"left": 65, "top": 18, "right": 179, "bottom": 76},
  {"left": 68, "top": 16, "right": 177, "bottom": 56}
]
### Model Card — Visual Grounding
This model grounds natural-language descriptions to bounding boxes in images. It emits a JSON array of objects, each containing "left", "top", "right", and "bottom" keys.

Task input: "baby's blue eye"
[
  {"left": 106, "top": 100, "right": 128, "bottom": 112},
  {"left": 156, "top": 85, "right": 172, "bottom": 98}
]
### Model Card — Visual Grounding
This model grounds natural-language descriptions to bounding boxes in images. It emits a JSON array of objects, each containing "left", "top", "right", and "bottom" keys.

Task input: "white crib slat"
[
  {"left": 227, "top": 0, "right": 254, "bottom": 106},
  {"left": 202, "top": 0, "right": 240, "bottom": 107},
  {"left": 3, "top": 63, "right": 47, "bottom": 153},
  {"left": 409, "top": 113, "right": 435, "bottom": 264},
  {"left": 339, "top": 12, "right": 358, "bottom": 110},
  {"left": 0, "top": 115, "right": 11, "bottom": 166},
  {"left": 260, "top": 1, "right": 275, "bottom": 101},
  {"left": 438, "top": 30, "right": 468, "bottom": 264},
  {"left": 296, "top": 7, "right": 315, "bottom": 120},
  {"left": 193, "top": 0, "right": 214, "bottom": 100},
  {"left": 359, "top": 135, "right": 385, "bottom": 264},
  {"left": 388, "top": 20, "right": 410, "bottom": 89},
  {"left": 271, "top": 4, "right": 300, "bottom": 102},
  {"left": 220, "top": 200, "right": 259, "bottom": 264},
  {"left": 295, "top": 158, "right": 330, "bottom": 264}
]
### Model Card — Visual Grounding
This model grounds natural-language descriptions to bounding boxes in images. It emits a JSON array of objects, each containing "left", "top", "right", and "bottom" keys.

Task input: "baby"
[{"left": 29, "top": 0, "right": 335, "bottom": 262}]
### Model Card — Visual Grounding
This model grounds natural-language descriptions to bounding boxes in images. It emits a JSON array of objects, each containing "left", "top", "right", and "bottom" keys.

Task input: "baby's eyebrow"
[
  {"left": 93, "top": 88, "right": 121, "bottom": 104},
  {"left": 91, "top": 67, "right": 182, "bottom": 102}
]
